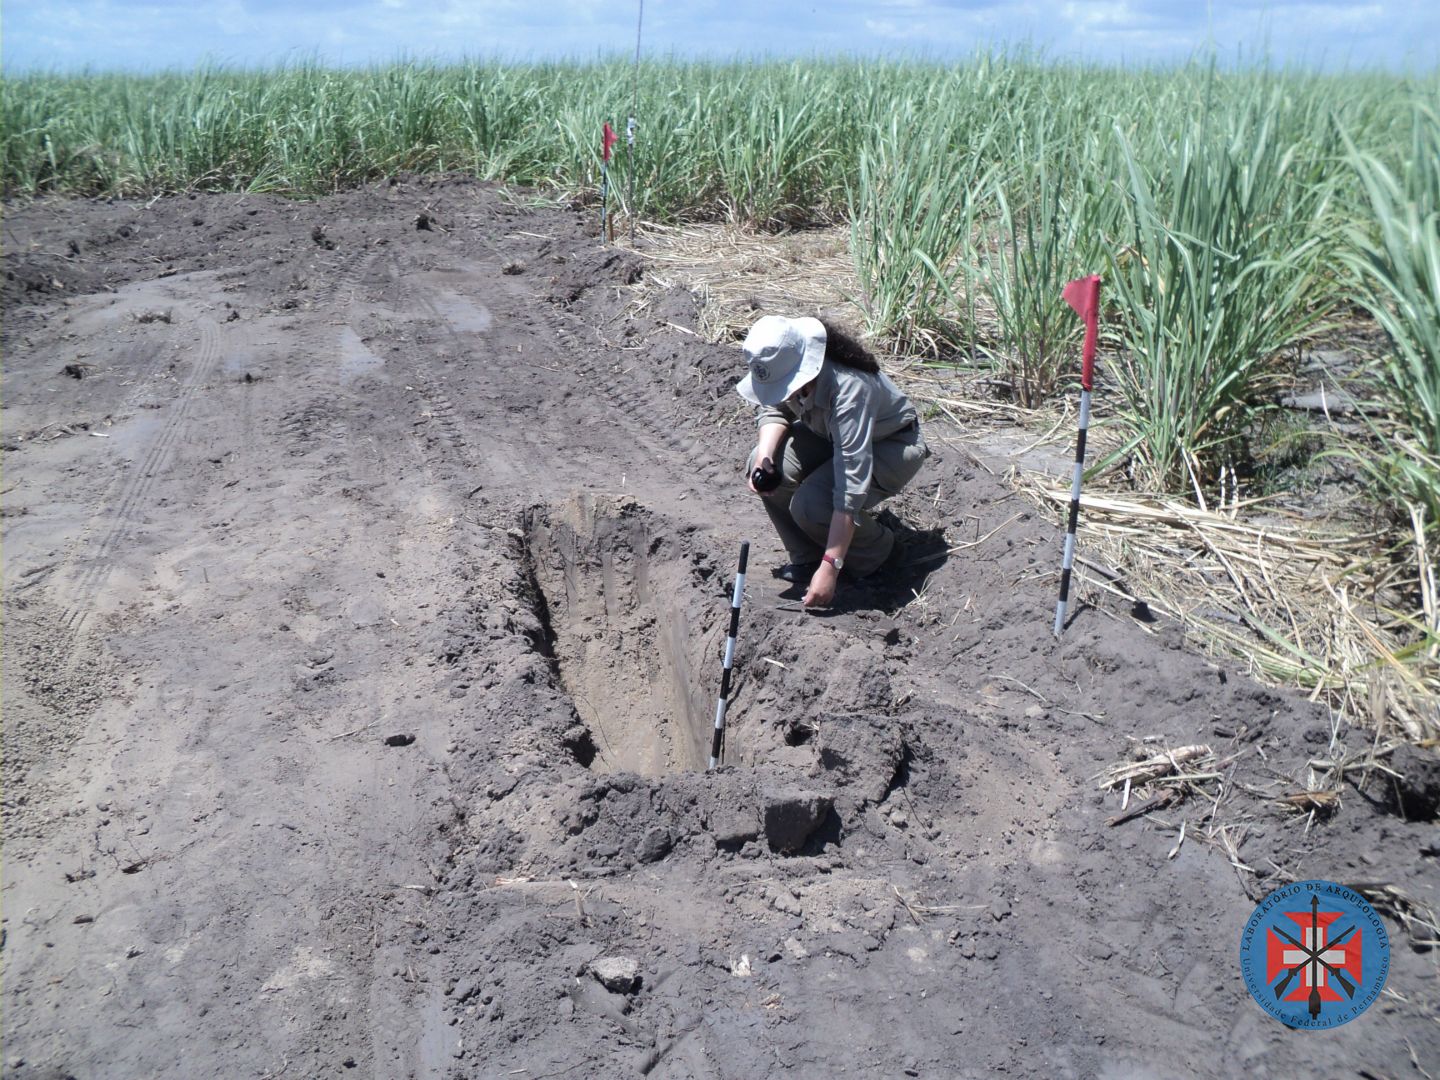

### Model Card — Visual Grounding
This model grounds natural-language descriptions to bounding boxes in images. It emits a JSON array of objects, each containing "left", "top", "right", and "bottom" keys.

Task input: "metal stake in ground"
[
  {"left": 708, "top": 540, "right": 749, "bottom": 770},
  {"left": 626, "top": 0, "right": 643, "bottom": 243},
  {"left": 1053, "top": 273, "right": 1101, "bottom": 637},
  {"left": 600, "top": 121, "right": 618, "bottom": 243}
]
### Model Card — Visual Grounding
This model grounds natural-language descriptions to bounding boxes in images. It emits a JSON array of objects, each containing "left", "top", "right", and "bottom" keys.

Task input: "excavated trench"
[{"left": 520, "top": 494, "right": 729, "bottom": 776}]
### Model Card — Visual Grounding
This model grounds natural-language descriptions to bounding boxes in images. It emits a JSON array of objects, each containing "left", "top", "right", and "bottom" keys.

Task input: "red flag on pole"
[
  {"left": 1053, "top": 274, "right": 1102, "bottom": 636},
  {"left": 602, "top": 122, "right": 618, "bottom": 164},
  {"left": 1062, "top": 274, "right": 1101, "bottom": 391}
]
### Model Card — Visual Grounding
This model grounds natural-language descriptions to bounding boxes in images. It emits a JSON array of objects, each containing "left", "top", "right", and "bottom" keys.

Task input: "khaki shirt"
[{"left": 757, "top": 360, "right": 918, "bottom": 512}]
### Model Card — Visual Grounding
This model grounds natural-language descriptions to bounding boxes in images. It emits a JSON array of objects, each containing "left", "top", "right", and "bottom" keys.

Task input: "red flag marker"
[
  {"left": 1054, "top": 274, "right": 1102, "bottom": 637},
  {"left": 1062, "top": 274, "right": 1100, "bottom": 391},
  {"left": 600, "top": 122, "right": 618, "bottom": 241}
]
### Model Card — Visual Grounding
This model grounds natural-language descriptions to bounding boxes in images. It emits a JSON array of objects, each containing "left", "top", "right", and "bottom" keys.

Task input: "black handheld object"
[{"left": 751, "top": 461, "right": 780, "bottom": 492}]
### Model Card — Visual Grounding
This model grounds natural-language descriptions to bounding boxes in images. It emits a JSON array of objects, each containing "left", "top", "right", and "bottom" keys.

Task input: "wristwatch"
[{"left": 822, "top": 554, "right": 843, "bottom": 570}]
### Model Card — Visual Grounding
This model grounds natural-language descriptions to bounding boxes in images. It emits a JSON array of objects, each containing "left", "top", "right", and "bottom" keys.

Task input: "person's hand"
[
  {"left": 803, "top": 560, "right": 839, "bottom": 608},
  {"left": 748, "top": 456, "right": 780, "bottom": 496}
]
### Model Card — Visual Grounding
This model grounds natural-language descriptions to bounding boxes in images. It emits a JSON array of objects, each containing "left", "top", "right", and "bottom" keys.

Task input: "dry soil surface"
[{"left": 3, "top": 177, "right": 1437, "bottom": 1079}]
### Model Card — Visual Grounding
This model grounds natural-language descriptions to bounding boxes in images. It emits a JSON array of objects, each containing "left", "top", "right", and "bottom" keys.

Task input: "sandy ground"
[{"left": 3, "top": 176, "right": 1436, "bottom": 1079}]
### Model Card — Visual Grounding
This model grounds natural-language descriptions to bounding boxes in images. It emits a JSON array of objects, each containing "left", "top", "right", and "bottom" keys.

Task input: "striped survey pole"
[
  {"left": 708, "top": 540, "right": 749, "bottom": 770},
  {"left": 1053, "top": 274, "right": 1101, "bottom": 638}
]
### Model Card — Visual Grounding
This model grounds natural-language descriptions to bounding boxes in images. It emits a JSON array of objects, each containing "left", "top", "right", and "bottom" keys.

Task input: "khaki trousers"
[{"left": 746, "top": 423, "right": 929, "bottom": 577}]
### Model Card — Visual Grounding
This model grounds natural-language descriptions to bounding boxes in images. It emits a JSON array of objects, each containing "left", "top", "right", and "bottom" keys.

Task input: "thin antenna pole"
[{"left": 627, "top": 0, "right": 643, "bottom": 244}]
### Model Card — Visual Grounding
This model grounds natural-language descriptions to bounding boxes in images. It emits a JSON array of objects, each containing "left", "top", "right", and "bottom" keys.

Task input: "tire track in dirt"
[
  {"left": 376, "top": 253, "right": 483, "bottom": 481},
  {"left": 372, "top": 252, "right": 564, "bottom": 502},
  {"left": 54, "top": 315, "right": 222, "bottom": 634},
  {"left": 412, "top": 378, "right": 471, "bottom": 472},
  {"left": 275, "top": 244, "right": 472, "bottom": 1079},
  {"left": 8, "top": 279, "right": 251, "bottom": 586},
  {"left": 3, "top": 313, "right": 233, "bottom": 813},
  {"left": 274, "top": 245, "right": 378, "bottom": 471},
  {"left": 4, "top": 238, "right": 463, "bottom": 1080},
  {"left": 0, "top": 293, "right": 249, "bottom": 839},
  {"left": 243, "top": 243, "right": 466, "bottom": 1079},
  {"left": 595, "top": 349, "right": 731, "bottom": 487},
  {"left": 335, "top": 246, "right": 644, "bottom": 1076}
]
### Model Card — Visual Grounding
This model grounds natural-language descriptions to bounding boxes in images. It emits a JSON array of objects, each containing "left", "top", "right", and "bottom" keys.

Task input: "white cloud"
[
  {"left": 214, "top": 0, "right": 259, "bottom": 37},
  {"left": 0, "top": 0, "right": 1435, "bottom": 71},
  {"left": 865, "top": 17, "right": 928, "bottom": 39}
]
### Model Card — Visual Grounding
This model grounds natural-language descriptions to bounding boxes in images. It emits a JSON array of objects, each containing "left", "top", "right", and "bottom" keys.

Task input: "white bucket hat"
[{"left": 735, "top": 315, "right": 827, "bottom": 407}]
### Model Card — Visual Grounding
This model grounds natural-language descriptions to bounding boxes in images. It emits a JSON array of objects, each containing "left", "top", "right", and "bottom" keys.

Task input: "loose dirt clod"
[
  {"left": 1382, "top": 743, "right": 1440, "bottom": 821},
  {"left": 706, "top": 806, "right": 759, "bottom": 848},
  {"left": 588, "top": 956, "right": 641, "bottom": 995},
  {"left": 763, "top": 790, "right": 832, "bottom": 853}
]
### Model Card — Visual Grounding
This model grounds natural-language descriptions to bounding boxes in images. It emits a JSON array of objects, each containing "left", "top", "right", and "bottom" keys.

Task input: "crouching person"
[{"left": 736, "top": 315, "right": 929, "bottom": 608}]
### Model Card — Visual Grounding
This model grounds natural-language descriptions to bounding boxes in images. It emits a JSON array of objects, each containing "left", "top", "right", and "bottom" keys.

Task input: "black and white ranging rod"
[
  {"left": 1053, "top": 274, "right": 1101, "bottom": 637},
  {"left": 708, "top": 539, "right": 749, "bottom": 770},
  {"left": 1052, "top": 385, "right": 1092, "bottom": 637}
]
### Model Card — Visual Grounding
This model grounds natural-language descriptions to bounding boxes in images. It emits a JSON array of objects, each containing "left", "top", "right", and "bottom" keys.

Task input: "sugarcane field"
[{"left": 3, "top": 14, "right": 1438, "bottom": 1080}]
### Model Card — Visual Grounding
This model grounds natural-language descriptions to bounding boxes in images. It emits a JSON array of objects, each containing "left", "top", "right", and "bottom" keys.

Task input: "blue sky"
[{"left": 2, "top": 0, "right": 1436, "bottom": 73}]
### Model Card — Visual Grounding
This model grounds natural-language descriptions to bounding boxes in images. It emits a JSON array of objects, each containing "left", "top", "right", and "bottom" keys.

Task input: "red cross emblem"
[{"left": 1264, "top": 894, "right": 1364, "bottom": 1016}]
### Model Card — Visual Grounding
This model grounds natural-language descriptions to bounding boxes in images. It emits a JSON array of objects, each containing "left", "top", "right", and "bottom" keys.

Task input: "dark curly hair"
[{"left": 819, "top": 320, "right": 880, "bottom": 374}]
